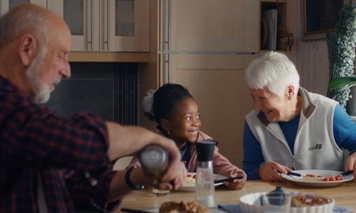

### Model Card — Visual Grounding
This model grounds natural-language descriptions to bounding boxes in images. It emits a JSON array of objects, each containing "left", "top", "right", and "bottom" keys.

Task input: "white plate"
[
  {"left": 177, "top": 173, "right": 226, "bottom": 192},
  {"left": 138, "top": 206, "right": 352, "bottom": 213},
  {"left": 281, "top": 170, "right": 354, "bottom": 187},
  {"left": 139, "top": 207, "right": 227, "bottom": 213}
]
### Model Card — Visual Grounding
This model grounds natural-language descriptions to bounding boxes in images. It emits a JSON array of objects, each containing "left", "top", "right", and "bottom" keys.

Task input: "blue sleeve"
[
  {"left": 243, "top": 121, "right": 265, "bottom": 180},
  {"left": 333, "top": 104, "right": 356, "bottom": 154}
]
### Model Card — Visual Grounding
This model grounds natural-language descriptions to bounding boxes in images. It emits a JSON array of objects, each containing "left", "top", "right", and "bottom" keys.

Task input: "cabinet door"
[
  {"left": 161, "top": 0, "right": 259, "bottom": 53},
  {"left": 48, "top": 0, "right": 149, "bottom": 52},
  {"left": 107, "top": 0, "right": 149, "bottom": 52},
  {"left": 1, "top": 0, "right": 46, "bottom": 15},
  {"left": 48, "top": 0, "right": 100, "bottom": 51}
]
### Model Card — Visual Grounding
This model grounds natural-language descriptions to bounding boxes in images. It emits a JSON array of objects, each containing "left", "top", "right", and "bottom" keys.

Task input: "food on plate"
[
  {"left": 302, "top": 174, "right": 325, "bottom": 181},
  {"left": 187, "top": 174, "right": 196, "bottom": 179},
  {"left": 291, "top": 192, "right": 330, "bottom": 207},
  {"left": 185, "top": 174, "right": 196, "bottom": 185},
  {"left": 159, "top": 201, "right": 208, "bottom": 213},
  {"left": 303, "top": 173, "right": 343, "bottom": 181},
  {"left": 185, "top": 174, "right": 217, "bottom": 185},
  {"left": 323, "top": 174, "right": 343, "bottom": 181}
]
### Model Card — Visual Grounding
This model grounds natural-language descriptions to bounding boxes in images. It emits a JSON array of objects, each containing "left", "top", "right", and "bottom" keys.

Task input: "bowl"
[{"left": 239, "top": 192, "right": 335, "bottom": 213}]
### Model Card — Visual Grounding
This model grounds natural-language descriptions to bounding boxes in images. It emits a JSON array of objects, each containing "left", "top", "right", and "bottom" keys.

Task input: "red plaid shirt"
[{"left": 0, "top": 75, "right": 121, "bottom": 212}]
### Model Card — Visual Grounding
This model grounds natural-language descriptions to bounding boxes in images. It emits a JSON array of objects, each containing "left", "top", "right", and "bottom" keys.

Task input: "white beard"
[{"left": 26, "top": 47, "right": 51, "bottom": 104}]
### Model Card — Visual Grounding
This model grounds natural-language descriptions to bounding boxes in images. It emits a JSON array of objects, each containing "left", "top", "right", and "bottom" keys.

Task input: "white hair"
[{"left": 245, "top": 51, "right": 300, "bottom": 97}]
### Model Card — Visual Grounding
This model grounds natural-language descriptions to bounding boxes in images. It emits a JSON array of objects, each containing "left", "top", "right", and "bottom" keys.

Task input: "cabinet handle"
[
  {"left": 167, "top": 0, "right": 172, "bottom": 51},
  {"left": 90, "top": 0, "right": 93, "bottom": 50},
  {"left": 106, "top": 0, "right": 110, "bottom": 51}
]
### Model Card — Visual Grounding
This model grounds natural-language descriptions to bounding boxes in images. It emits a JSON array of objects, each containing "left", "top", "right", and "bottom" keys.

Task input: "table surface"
[{"left": 115, "top": 180, "right": 356, "bottom": 212}]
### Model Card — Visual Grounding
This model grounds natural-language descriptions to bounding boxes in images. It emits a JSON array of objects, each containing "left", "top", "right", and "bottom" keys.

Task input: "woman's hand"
[{"left": 259, "top": 161, "right": 292, "bottom": 182}]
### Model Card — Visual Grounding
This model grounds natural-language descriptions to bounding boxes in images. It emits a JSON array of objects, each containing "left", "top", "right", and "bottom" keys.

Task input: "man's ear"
[
  {"left": 18, "top": 34, "right": 37, "bottom": 66},
  {"left": 160, "top": 119, "right": 171, "bottom": 132}
]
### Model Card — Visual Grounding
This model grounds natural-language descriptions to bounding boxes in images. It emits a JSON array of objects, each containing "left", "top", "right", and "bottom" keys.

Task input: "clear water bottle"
[
  {"left": 138, "top": 144, "right": 168, "bottom": 177},
  {"left": 195, "top": 140, "right": 216, "bottom": 208}
]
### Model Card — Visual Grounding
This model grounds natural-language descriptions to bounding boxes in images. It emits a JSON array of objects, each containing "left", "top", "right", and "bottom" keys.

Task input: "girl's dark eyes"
[{"left": 185, "top": 114, "right": 200, "bottom": 121}]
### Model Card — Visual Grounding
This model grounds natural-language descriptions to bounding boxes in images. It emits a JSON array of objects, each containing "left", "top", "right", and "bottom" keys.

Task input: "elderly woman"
[{"left": 243, "top": 51, "right": 356, "bottom": 181}]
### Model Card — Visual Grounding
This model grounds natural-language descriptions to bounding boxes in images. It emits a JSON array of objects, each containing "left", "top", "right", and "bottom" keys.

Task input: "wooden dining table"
[{"left": 115, "top": 180, "right": 356, "bottom": 212}]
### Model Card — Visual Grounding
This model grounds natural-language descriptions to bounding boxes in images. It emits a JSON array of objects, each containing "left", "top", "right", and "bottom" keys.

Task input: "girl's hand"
[{"left": 224, "top": 171, "right": 247, "bottom": 190}]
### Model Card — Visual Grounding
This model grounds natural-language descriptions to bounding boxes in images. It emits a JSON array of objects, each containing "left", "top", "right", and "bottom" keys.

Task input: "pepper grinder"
[
  {"left": 139, "top": 144, "right": 168, "bottom": 177},
  {"left": 195, "top": 140, "right": 216, "bottom": 208}
]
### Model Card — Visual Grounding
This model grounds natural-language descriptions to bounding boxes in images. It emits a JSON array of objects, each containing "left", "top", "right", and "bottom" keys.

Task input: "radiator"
[
  {"left": 45, "top": 62, "right": 139, "bottom": 126},
  {"left": 115, "top": 63, "right": 139, "bottom": 125}
]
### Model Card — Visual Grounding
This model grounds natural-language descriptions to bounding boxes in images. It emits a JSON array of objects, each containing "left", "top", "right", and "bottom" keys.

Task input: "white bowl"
[{"left": 239, "top": 192, "right": 335, "bottom": 213}]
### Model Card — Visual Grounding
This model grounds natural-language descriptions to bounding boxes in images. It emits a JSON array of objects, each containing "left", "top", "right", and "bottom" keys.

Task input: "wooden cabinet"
[
  {"left": 160, "top": 0, "right": 259, "bottom": 53},
  {"left": 0, "top": 0, "right": 150, "bottom": 61},
  {"left": 1, "top": 0, "right": 149, "bottom": 52},
  {"left": 48, "top": 0, "right": 149, "bottom": 52}
]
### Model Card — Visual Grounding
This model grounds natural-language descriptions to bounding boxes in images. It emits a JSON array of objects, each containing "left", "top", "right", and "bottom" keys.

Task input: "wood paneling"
[{"left": 292, "top": 0, "right": 330, "bottom": 96}]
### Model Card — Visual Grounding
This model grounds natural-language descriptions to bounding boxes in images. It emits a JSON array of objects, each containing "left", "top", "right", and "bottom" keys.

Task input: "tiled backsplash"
[{"left": 44, "top": 62, "right": 139, "bottom": 125}]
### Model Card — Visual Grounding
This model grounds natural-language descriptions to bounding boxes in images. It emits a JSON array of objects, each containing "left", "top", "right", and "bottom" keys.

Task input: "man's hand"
[
  {"left": 108, "top": 162, "right": 187, "bottom": 202},
  {"left": 259, "top": 161, "right": 292, "bottom": 182},
  {"left": 152, "top": 161, "right": 187, "bottom": 190}
]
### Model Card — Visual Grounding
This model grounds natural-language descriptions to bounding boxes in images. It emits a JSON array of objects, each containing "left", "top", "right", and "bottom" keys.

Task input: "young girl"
[{"left": 130, "top": 83, "right": 246, "bottom": 190}]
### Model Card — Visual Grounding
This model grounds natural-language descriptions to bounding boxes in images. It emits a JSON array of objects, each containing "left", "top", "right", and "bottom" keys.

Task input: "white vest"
[{"left": 245, "top": 88, "right": 344, "bottom": 170}]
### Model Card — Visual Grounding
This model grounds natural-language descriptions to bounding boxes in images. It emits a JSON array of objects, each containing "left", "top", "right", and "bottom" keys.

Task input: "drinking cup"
[{"left": 152, "top": 187, "right": 170, "bottom": 196}]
